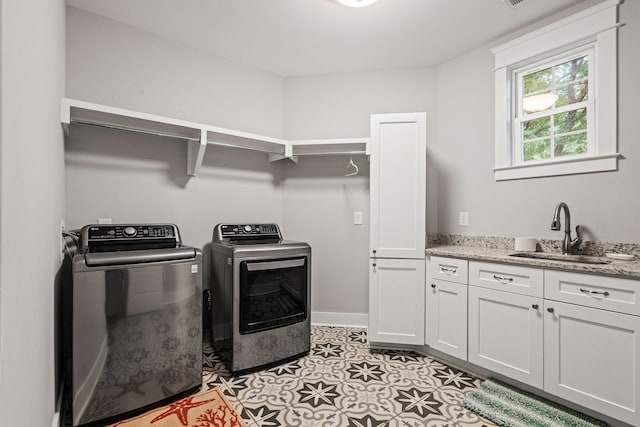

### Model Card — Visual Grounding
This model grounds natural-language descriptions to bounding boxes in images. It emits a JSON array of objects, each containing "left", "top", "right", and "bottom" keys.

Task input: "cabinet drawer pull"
[
  {"left": 532, "top": 304, "right": 539, "bottom": 309},
  {"left": 547, "top": 307, "right": 555, "bottom": 313},
  {"left": 431, "top": 284, "right": 436, "bottom": 288},
  {"left": 493, "top": 275, "right": 514, "bottom": 284},
  {"left": 441, "top": 267, "right": 457, "bottom": 274},
  {"left": 579, "top": 288, "right": 610, "bottom": 297}
]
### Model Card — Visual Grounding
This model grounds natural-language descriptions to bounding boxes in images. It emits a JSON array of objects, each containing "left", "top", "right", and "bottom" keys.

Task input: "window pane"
[
  {"left": 523, "top": 68, "right": 552, "bottom": 95},
  {"left": 556, "top": 82, "right": 588, "bottom": 107},
  {"left": 554, "top": 108, "right": 587, "bottom": 134},
  {"left": 555, "top": 55, "right": 589, "bottom": 83},
  {"left": 522, "top": 116, "right": 550, "bottom": 140},
  {"left": 523, "top": 140, "right": 551, "bottom": 161},
  {"left": 554, "top": 133, "right": 587, "bottom": 157}
]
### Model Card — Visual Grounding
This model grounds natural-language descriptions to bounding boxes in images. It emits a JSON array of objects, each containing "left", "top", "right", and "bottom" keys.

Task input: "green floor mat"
[{"left": 463, "top": 379, "right": 607, "bottom": 427}]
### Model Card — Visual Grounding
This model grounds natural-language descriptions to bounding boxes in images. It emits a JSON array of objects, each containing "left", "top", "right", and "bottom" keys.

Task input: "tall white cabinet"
[{"left": 368, "top": 113, "right": 426, "bottom": 345}]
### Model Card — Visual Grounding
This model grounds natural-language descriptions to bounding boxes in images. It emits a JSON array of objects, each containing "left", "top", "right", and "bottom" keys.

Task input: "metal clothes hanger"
[{"left": 344, "top": 155, "right": 359, "bottom": 177}]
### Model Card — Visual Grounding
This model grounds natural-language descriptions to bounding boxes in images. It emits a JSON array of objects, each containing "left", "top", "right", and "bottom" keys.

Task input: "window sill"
[{"left": 494, "top": 153, "right": 620, "bottom": 181}]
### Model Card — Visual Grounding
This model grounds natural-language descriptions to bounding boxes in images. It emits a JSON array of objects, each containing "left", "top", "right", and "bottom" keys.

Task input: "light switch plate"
[
  {"left": 459, "top": 211, "right": 469, "bottom": 227},
  {"left": 354, "top": 211, "right": 363, "bottom": 225}
]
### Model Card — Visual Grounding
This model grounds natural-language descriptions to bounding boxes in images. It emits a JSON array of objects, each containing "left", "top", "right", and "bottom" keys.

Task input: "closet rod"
[
  {"left": 207, "top": 140, "right": 286, "bottom": 155},
  {"left": 291, "top": 150, "right": 367, "bottom": 156},
  {"left": 71, "top": 120, "right": 201, "bottom": 142}
]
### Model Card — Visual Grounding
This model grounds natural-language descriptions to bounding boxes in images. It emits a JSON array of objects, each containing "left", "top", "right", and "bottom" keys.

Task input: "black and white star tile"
[{"left": 202, "top": 326, "right": 497, "bottom": 427}]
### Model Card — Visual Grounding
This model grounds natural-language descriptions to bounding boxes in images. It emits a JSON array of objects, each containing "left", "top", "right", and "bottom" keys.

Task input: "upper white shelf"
[
  {"left": 290, "top": 139, "right": 370, "bottom": 156},
  {"left": 61, "top": 98, "right": 369, "bottom": 176}
]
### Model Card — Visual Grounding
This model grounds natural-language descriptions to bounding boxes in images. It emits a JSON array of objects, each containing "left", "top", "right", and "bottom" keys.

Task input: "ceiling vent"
[{"left": 504, "top": 0, "right": 526, "bottom": 6}]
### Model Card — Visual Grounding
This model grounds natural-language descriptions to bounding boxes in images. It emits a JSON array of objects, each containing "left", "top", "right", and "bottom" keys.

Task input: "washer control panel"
[
  {"left": 80, "top": 224, "right": 181, "bottom": 252},
  {"left": 87, "top": 224, "right": 176, "bottom": 240}
]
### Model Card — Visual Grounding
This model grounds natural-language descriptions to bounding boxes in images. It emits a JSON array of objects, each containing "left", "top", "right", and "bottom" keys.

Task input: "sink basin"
[{"left": 509, "top": 252, "right": 612, "bottom": 265}]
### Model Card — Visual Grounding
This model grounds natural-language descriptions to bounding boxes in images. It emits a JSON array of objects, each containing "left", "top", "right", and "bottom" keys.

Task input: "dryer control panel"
[{"left": 213, "top": 223, "right": 281, "bottom": 242}]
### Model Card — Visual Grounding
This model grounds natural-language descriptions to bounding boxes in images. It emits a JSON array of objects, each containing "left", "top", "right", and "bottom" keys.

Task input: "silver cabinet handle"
[
  {"left": 441, "top": 267, "right": 457, "bottom": 275},
  {"left": 579, "top": 288, "right": 610, "bottom": 297},
  {"left": 493, "top": 275, "right": 514, "bottom": 284}
]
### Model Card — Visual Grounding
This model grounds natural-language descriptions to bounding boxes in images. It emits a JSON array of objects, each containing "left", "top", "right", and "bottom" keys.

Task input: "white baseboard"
[
  {"left": 51, "top": 412, "right": 60, "bottom": 427},
  {"left": 311, "top": 311, "right": 368, "bottom": 328}
]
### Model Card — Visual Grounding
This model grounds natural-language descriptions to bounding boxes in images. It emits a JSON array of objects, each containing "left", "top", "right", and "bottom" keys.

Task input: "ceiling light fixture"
[
  {"left": 523, "top": 93, "right": 559, "bottom": 113},
  {"left": 335, "top": 0, "right": 379, "bottom": 8}
]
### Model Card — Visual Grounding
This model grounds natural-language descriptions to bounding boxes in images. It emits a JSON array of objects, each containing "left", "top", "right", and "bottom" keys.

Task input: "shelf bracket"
[
  {"left": 60, "top": 98, "right": 71, "bottom": 136},
  {"left": 187, "top": 129, "right": 208, "bottom": 176},
  {"left": 268, "top": 153, "right": 299, "bottom": 163}
]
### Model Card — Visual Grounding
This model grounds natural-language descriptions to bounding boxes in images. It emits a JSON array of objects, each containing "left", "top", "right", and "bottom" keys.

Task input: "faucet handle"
[{"left": 571, "top": 225, "right": 582, "bottom": 250}]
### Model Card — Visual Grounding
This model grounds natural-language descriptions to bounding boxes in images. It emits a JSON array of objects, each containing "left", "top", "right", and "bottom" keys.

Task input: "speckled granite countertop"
[{"left": 426, "top": 245, "right": 640, "bottom": 279}]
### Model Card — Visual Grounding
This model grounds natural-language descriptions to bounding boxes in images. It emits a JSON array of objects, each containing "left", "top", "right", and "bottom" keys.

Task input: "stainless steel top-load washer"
[
  {"left": 210, "top": 223, "right": 311, "bottom": 374},
  {"left": 69, "top": 224, "right": 202, "bottom": 427}
]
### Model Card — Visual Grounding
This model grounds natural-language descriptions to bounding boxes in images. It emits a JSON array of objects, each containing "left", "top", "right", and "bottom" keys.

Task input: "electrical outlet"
[
  {"left": 353, "top": 211, "right": 363, "bottom": 225},
  {"left": 459, "top": 211, "right": 469, "bottom": 227},
  {"left": 59, "top": 220, "right": 66, "bottom": 263}
]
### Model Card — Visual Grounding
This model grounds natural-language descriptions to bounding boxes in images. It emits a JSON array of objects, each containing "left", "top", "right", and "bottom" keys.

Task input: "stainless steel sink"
[{"left": 509, "top": 252, "right": 612, "bottom": 265}]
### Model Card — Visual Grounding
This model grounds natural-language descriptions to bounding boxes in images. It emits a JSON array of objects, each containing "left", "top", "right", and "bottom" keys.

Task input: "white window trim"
[{"left": 492, "top": 0, "right": 620, "bottom": 181}]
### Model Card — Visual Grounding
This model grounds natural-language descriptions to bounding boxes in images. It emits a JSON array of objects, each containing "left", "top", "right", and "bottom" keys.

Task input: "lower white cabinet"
[
  {"left": 422, "top": 256, "right": 640, "bottom": 425},
  {"left": 426, "top": 279, "right": 468, "bottom": 360},
  {"left": 369, "top": 258, "right": 425, "bottom": 345},
  {"left": 468, "top": 285, "right": 543, "bottom": 388},
  {"left": 544, "top": 300, "right": 640, "bottom": 426}
]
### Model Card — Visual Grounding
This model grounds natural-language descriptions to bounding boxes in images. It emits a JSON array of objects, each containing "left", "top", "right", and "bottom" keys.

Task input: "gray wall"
[
  {"left": 65, "top": 7, "right": 286, "bottom": 262},
  {"left": 0, "top": 0, "right": 66, "bottom": 425},
  {"left": 66, "top": 7, "right": 284, "bottom": 135},
  {"left": 435, "top": 0, "right": 640, "bottom": 243},
  {"left": 283, "top": 69, "right": 437, "bottom": 317}
]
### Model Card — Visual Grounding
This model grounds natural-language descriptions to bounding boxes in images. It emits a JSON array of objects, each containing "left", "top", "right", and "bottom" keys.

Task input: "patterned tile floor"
[{"left": 202, "top": 326, "right": 498, "bottom": 427}]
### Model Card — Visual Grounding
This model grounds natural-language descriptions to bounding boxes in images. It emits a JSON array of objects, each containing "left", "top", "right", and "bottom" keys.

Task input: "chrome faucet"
[{"left": 550, "top": 202, "right": 582, "bottom": 255}]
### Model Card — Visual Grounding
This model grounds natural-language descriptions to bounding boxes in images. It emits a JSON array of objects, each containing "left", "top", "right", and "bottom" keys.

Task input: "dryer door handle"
[{"left": 246, "top": 258, "right": 306, "bottom": 271}]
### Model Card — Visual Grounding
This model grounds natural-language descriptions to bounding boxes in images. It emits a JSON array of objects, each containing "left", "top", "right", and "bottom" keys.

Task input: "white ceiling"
[{"left": 66, "top": 0, "right": 591, "bottom": 77}]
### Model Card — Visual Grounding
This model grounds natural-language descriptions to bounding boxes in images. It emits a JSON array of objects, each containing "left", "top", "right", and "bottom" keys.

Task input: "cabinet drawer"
[
  {"left": 545, "top": 270, "right": 640, "bottom": 316},
  {"left": 428, "top": 256, "right": 468, "bottom": 284},
  {"left": 469, "top": 261, "right": 543, "bottom": 297}
]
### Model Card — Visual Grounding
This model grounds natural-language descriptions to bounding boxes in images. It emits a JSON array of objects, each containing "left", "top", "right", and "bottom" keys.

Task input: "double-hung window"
[
  {"left": 514, "top": 46, "right": 593, "bottom": 163},
  {"left": 493, "top": 0, "right": 619, "bottom": 181}
]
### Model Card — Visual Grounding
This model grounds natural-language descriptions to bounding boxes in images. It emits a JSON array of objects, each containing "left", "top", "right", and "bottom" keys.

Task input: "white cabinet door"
[
  {"left": 468, "top": 286, "right": 543, "bottom": 388},
  {"left": 369, "top": 258, "right": 425, "bottom": 345},
  {"left": 369, "top": 113, "right": 426, "bottom": 259},
  {"left": 544, "top": 300, "right": 640, "bottom": 426},
  {"left": 426, "top": 279, "right": 467, "bottom": 360}
]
